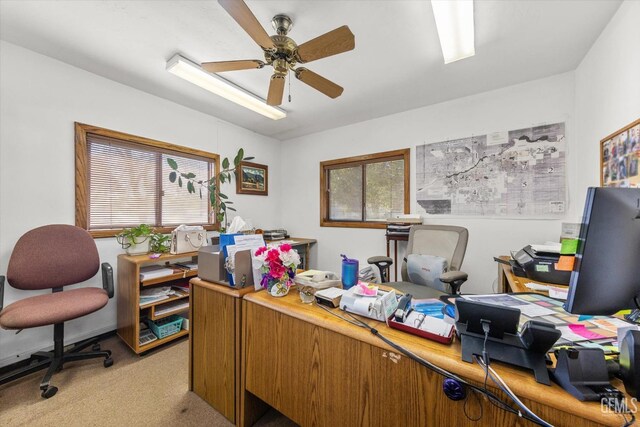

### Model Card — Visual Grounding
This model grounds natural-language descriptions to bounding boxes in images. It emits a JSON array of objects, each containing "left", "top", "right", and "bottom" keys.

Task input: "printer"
[{"left": 510, "top": 245, "right": 571, "bottom": 285}]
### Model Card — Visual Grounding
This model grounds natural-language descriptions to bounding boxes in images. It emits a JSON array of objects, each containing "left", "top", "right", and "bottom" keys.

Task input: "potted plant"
[
  {"left": 116, "top": 224, "right": 153, "bottom": 255},
  {"left": 167, "top": 148, "right": 254, "bottom": 232},
  {"left": 149, "top": 233, "right": 171, "bottom": 255}
]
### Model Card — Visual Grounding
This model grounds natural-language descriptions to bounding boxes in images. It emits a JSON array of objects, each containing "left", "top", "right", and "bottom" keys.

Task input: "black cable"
[
  {"left": 622, "top": 412, "right": 636, "bottom": 427},
  {"left": 334, "top": 307, "right": 547, "bottom": 425},
  {"left": 462, "top": 388, "right": 483, "bottom": 422},
  {"left": 478, "top": 356, "right": 553, "bottom": 427}
]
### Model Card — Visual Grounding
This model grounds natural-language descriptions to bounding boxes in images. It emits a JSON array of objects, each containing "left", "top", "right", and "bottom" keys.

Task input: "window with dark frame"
[
  {"left": 75, "top": 123, "right": 220, "bottom": 238},
  {"left": 320, "top": 149, "right": 410, "bottom": 228}
]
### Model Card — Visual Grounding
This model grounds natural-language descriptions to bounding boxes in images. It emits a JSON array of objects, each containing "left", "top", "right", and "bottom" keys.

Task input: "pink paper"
[{"left": 568, "top": 324, "right": 607, "bottom": 340}]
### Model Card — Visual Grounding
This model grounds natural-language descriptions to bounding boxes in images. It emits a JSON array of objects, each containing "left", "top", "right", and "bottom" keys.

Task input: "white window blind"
[{"left": 87, "top": 135, "right": 213, "bottom": 230}]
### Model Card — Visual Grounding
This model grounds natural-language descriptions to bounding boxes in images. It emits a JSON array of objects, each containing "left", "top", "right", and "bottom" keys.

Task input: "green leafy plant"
[
  {"left": 115, "top": 224, "right": 153, "bottom": 249},
  {"left": 167, "top": 148, "right": 254, "bottom": 232},
  {"left": 149, "top": 233, "right": 171, "bottom": 254}
]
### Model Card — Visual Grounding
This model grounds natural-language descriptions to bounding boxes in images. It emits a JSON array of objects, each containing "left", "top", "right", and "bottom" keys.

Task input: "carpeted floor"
[{"left": 0, "top": 336, "right": 297, "bottom": 427}]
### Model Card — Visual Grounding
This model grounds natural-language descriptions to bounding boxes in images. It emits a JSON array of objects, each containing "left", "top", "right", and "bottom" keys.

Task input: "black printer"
[{"left": 510, "top": 245, "right": 571, "bottom": 285}]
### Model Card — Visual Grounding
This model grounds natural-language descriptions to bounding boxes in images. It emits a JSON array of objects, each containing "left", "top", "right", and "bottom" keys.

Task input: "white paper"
[
  {"left": 530, "top": 243, "right": 561, "bottom": 253},
  {"left": 548, "top": 286, "right": 568, "bottom": 300},
  {"left": 233, "top": 234, "right": 265, "bottom": 248},
  {"left": 516, "top": 304, "right": 556, "bottom": 318},
  {"left": 421, "top": 317, "right": 453, "bottom": 336}
]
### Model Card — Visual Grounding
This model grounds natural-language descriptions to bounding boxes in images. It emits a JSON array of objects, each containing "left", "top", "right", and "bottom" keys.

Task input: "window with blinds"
[
  {"left": 320, "top": 149, "right": 410, "bottom": 229},
  {"left": 75, "top": 123, "right": 219, "bottom": 237}
]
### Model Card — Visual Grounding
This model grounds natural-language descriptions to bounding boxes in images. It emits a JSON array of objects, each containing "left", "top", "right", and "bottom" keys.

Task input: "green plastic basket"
[{"left": 148, "top": 315, "right": 184, "bottom": 339}]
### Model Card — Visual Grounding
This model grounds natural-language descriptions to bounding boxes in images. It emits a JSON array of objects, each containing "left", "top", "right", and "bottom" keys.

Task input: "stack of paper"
[
  {"left": 139, "top": 286, "right": 175, "bottom": 306},
  {"left": 139, "top": 265, "right": 175, "bottom": 281}
]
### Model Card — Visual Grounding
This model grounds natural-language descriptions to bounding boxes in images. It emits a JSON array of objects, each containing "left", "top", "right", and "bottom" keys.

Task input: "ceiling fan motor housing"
[
  {"left": 265, "top": 33, "right": 297, "bottom": 75},
  {"left": 271, "top": 14, "right": 293, "bottom": 35}
]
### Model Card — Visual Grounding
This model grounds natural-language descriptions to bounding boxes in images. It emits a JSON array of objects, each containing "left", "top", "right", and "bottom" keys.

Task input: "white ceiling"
[{"left": 0, "top": 0, "right": 621, "bottom": 140}]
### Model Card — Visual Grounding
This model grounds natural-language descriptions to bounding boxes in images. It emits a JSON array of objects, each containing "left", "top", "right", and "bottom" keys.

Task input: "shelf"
[
  {"left": 139, "top": 290, "right": 189, "bottom": 309},
  {"left": 141, "top": 269, "right": 197, "bottom": 287},
  {"left": 118, "top": 252, "right": 197, "bottom": 355},
  {"left": 138, "top": 329, "right": 189, "bottom": 352},
  {"left": 149, "top": 300, "right": 190, "bottom": 320}
]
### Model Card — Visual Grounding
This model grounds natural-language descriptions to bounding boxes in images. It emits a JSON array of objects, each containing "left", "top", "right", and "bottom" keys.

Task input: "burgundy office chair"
[{"left": 0, "top": 224, "right": 114, "bottom": 398}]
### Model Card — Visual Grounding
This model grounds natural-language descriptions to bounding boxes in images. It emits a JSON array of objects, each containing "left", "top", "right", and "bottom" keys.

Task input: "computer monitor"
[{"left": 565, "top": 187, "right": 640, "bottom": 317}]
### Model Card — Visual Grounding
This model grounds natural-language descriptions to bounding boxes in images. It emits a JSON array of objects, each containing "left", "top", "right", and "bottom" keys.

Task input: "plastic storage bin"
[{"left": 147, "top": 315, "right": 184, "bottom": 339}]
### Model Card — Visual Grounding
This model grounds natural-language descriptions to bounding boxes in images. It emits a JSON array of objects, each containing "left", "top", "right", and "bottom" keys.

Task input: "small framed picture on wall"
[
  {"left": 601, "top": 118, "right": 640, "bottom": 188},
  {"left": 236, "top": 161, "right": 268, "bottom": 196}
]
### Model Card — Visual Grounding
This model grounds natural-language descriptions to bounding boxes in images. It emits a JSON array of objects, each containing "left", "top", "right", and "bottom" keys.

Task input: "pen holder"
[{"left": 341, "top": 258, "right": 359, "bottom": 289}]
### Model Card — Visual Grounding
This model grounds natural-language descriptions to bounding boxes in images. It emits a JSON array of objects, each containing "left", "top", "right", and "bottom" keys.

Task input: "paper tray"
[{"left": 388, "top": 317, "right": 455, "bottom": 345}]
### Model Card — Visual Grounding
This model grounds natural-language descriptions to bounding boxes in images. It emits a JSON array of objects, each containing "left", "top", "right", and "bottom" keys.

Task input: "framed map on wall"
[
  {"left": 601, "top": 118, "right": 640, "bottom": 188},
  {"left": 416, "top": 122, "right": 567, "bottom": 218}
]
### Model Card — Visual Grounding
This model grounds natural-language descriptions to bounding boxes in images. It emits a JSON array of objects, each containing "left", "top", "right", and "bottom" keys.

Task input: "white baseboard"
[{"left": 0, "top": 325, "right": 116, "bottom": 369}]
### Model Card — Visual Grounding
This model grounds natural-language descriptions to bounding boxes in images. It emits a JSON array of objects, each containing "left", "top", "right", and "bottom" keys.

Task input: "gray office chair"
[{"left": 370, "top": 225, "right": 469, "bottom": 295}]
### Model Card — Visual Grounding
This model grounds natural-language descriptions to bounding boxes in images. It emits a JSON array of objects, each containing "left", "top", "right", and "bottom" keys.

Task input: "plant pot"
[{"left": 125, "top": 237, "right": 150, "bottom": 255}]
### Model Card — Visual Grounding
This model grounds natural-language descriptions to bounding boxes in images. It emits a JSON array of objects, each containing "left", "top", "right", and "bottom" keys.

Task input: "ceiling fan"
[{"left": 202, "top": 0, "right": 355, "bottom": 106}]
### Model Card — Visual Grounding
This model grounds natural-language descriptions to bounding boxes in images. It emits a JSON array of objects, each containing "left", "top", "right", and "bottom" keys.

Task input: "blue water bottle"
[{"left": 341, "top": 254, "right": 359, "bottom": 289}]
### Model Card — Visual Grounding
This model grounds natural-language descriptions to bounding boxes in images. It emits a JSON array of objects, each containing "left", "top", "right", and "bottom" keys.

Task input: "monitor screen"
[{"left": 565, "top": 187, "right": 640, "bottom": 315}]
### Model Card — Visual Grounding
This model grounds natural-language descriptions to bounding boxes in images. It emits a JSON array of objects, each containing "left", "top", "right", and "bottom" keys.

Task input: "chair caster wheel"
[
  {"left": 41, "top": 386, "right": 58, "bottom": 398},
  {"left": 92, "top": 344, "right": 101, "bottom": 351},
  {"left": 104, "top": 358, "right": 113, "bottom": 368}
]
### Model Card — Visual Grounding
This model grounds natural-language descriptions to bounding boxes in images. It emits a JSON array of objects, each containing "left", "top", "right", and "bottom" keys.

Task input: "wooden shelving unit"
[{"left": 117, "top": 251, "right": 198, "bottom": 354}]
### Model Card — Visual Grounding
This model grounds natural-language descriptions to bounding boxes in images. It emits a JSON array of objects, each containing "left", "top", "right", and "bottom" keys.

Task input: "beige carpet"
[{"left": 0, "top": 336, "right": 296, "bottom": 427}]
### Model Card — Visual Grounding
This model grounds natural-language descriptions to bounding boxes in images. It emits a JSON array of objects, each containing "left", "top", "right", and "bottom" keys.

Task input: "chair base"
[{"left": 0, "top": 323, "right": 113, "bottom": 398}]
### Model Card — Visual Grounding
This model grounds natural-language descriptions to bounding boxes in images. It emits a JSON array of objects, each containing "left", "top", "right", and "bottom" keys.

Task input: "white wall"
[
  {"left": 281, "top": 0, "right": 640, "bottom": 296},
  {"left": 0, "top": 41, "right": 282, "bottom": 367},
  {"left": 573, "top": 0, "right": 640, "bottom": 197},
  {"left": 281, "top": 72, "right": 577, "bottom": 291}
]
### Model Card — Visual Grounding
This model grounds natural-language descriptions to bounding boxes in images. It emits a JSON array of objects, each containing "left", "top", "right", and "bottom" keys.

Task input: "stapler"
[{"left": 394, "top": 294, "right": 413, "bottom": 323}]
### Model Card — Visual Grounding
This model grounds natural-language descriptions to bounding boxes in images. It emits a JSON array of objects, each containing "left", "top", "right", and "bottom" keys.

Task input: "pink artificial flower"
[
  {"left": 279, "top": 243, "right": 292, "bottom": 252},
  {"left": 255, "top": 246, "right": 267, "bottom": 256},
  {"left": 266, "top": 248, "right": 281, "bottom": 263},
  {"left": 270, "top": 263, "right": 286, "bottom": 279}
]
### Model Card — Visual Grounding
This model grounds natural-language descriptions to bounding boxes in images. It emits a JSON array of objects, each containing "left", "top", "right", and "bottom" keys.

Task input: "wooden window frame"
[
  {"left": 320, "top": 148, "right": 410, "bottom": 229},
  {"left": 75, "top": 122, "right": 221, "bottom": 238}
]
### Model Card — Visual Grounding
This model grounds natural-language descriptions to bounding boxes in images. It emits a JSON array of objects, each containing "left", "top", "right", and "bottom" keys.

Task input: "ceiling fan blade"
[
  {"left": 218, "top": 0, "right": 276, "bottom": 51},
  {"left": 295, "top": 25, "right": 355, "bottom": 64},
  {"left": 267, "top": 75, "right": 286, "bottom": 106},
  {"left": 295, "top": 68, "right": 344, "bottom": 99},
  {"left": 201, "top": 60, "right": 265, "bottom": 73}
]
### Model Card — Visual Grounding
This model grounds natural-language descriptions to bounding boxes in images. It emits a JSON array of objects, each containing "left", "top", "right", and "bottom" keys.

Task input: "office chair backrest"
[
  {"left": 7, "top": 224, "right": 100, "bottom": 290},
  {"left": 401, "top": 225, "right": 468, "bottom": 281}
]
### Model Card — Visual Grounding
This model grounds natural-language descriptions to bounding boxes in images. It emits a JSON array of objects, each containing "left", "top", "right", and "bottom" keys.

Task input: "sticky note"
[
  {"left": 568, "top": 324, "right": 607, "bottom": 340},
  {"left": 560, "top": 239, "right": 579, "bottom": 255},
  {"left": 554, "top": 256, "right": 575, "bottom": 271}
]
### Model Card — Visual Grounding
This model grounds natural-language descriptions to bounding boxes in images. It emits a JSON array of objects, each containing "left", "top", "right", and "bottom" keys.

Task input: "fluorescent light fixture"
[
  {"left": 431, "top": 0, "right": 475, "bottom": 64},
  {"left": 166, "top": 54, "right": 286, "bottom": 120}
]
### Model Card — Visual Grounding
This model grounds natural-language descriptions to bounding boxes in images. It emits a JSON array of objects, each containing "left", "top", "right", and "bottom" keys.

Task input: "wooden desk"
[
  {"left": 496, "top": 256, "right": 568, "bottom": 295},
  {"left": 189, "top": 277, "right": 256, "bottom": 424},
  {"left": 240, "top": 290, "right": 630, "bottom": 427}
]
